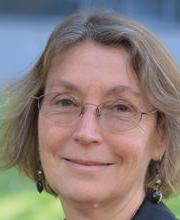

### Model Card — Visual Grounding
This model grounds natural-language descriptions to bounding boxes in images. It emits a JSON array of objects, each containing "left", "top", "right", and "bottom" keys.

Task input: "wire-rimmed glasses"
[{"left": 32, "top": 92, "right": 157, "bottom": 133}]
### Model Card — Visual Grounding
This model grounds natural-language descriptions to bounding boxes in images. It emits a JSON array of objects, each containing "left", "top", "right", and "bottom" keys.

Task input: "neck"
[{"left": 60, "top": 189, "right": 145, "bottom": 220}]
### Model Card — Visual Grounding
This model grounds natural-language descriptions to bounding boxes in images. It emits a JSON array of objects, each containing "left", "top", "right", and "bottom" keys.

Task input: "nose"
[{"left": 72, "top": 105, "right": 103, "bottom": 145}]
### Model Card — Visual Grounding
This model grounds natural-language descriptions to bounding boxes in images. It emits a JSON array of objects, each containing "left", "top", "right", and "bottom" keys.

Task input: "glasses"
[{"left": 32, "top": 93, "right": 157, "bottom": 133}]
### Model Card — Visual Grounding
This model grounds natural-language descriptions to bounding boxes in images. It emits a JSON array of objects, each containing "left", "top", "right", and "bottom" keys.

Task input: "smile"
[{"left": 63, "top": 158, "right": 114, "bottom": 171}]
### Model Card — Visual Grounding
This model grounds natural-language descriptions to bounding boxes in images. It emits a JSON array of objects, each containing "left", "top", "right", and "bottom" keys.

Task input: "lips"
[{"left": 64, "top": 158, "right": 113, "bottom": 166}]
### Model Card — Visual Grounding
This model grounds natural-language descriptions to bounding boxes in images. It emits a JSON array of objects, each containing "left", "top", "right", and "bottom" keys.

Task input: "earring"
[
  {"left": 36, "top": 169, "right": 44, "bottom": 193},
  {"left": 151, "top": 161, "right": 163, "bottom": 203}
]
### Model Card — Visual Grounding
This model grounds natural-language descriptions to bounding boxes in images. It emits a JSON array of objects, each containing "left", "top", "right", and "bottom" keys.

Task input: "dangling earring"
[
  {"left": 151, "top": 160, "right": 163, "bottom": 203},
  {"left": 36, "top": 169, "right": 44, "bottom": 193}
]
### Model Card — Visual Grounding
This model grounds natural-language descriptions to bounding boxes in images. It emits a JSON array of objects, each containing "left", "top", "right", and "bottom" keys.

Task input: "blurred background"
[
  {"left": 0, "top": 0, "right": 180, "bottom": 219},
  {"left": 0, "top": 0, "right": 180, "bottom": 86}
]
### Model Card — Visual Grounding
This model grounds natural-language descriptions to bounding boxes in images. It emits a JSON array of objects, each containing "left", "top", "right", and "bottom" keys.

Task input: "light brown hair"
[{"left": 1, "top": 11, "right": 180, "bottom": 198}]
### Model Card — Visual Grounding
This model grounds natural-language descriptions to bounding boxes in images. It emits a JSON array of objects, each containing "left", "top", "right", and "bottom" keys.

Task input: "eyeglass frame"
[{"left": 31, "top": 93, "right": 158, "bottom": 133}]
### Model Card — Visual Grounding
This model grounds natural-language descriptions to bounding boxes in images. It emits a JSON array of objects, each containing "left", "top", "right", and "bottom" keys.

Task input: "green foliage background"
[
  {"left": 0, "top": 169, "right": 64, "bottom": 220},
  {"left": 0, "top": 168, "right": 179, "bottom": 220}
]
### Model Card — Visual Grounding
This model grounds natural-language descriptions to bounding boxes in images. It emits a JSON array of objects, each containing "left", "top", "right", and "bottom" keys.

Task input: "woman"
[{"left": 1, "top": 11, "right": 180, "bottom": 220}]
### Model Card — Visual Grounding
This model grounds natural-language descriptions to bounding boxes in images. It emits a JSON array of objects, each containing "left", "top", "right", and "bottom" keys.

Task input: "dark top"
[{"left": 133, "top": 197, "right": 178, "bottom": 220}]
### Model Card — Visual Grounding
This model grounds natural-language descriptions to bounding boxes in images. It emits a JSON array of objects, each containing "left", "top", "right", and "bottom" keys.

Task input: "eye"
[
  {"left": 54, "top": 97, "right": 78, "bottom": 109},
  {"left": 112, "top": 102, "right": 132, "bottom": 113},
  {"left": 57, "top": 98, "right": 75, "bottom": 107},
  {"left": 108, "top": 101, "right": 136, "bottom": 117},
  {"left": 47, "top": 94, "right": 79, "bottom": 109},
  {"left": 114, "top": 103, "right": 129, "bottom": 112}
]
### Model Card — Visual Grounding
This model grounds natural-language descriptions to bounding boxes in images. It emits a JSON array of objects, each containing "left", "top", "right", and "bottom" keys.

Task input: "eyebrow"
[
  {"left": 47, "top": 80, "right": 141, "bottom": 98},
  {"left": 47, "top": 80, "right": 81, "bottom": 93},
  {"left": 105, "top": 85, "right": 141, "bottom": 98}
]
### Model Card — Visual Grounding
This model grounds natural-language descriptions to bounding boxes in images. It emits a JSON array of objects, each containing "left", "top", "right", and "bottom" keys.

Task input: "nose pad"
[
  {"left": 80, "top": 103, "right": 101, "bottom": 118},
  {"left": 72, "top": 104, "right": 102, "bottom": 145},
  {"left": 96, "top": 106, "right": 101, "bottom": 118}
]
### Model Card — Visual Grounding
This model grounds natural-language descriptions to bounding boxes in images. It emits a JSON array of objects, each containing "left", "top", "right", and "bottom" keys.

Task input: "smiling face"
[{"left": 38, "top": 41, "right": 165, "bottom": 206}]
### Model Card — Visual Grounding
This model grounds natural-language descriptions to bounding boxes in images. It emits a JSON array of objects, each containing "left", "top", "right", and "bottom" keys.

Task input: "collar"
[{"left": 132, "top": 197, "right": 178, "bottom": 220}]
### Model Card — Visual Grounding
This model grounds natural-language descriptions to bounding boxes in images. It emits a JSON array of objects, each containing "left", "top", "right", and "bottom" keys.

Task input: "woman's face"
[{"left": 38, "top": 41, "right": 165, "bottom": 205}]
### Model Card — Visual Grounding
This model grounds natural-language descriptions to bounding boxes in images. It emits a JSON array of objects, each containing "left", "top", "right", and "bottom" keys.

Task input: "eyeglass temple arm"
[
  {"left": 142, "top": 109, "right": 158, "bottom": 116},
  {"left": 31, "top": 96, "right": 39, "bottom": 100}
]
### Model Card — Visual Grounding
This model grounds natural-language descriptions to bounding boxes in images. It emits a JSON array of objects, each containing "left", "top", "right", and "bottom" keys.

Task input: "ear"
[{"left": 152, "top": 114, "right": 168, "bottom": 161}]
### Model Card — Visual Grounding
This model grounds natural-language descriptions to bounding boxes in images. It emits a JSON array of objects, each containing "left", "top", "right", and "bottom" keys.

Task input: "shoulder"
[{"left": 133, "top": 197, "right": 178, "bottom": 220}]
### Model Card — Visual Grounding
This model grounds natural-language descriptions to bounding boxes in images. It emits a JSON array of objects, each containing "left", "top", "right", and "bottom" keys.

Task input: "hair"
[{"left": 1, "top": 10, "right": 180, "bottom": 198}]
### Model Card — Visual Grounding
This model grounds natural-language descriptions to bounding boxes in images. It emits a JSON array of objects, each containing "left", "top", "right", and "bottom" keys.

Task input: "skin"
[{"left": 38, "top": 41, "right": 166, "bottom": 220}]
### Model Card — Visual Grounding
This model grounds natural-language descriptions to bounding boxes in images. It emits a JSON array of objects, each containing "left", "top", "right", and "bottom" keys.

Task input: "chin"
[{"left": 56, "top": 182, "right": 111, "bottom": 204}]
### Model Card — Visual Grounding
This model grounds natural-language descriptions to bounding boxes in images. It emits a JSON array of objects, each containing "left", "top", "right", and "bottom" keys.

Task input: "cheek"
[
  {"left": 38, "top": 116, "right": 73, "bottom": 157},
  {"left": 105, "top": 127, "right": 154, "bottom": 166}
]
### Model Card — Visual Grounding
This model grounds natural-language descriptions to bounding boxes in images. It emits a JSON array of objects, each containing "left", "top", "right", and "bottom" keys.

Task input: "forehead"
[{"left": 45, "top": 41, "right": 146, "bottom": 101}]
